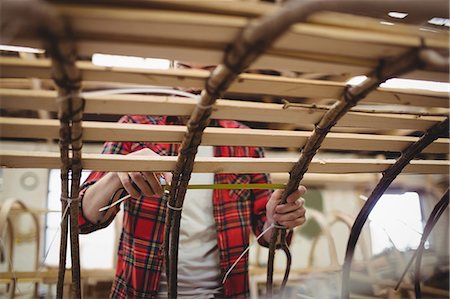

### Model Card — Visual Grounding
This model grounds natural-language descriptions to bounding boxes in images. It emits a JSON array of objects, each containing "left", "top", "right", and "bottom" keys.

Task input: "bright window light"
[
  {"left": 346, "top": 76, "right": 450, "bottom": 92},
  {"left": 382, "top": 78, "right": 450, "bottom": 92},
  {"left": 369, "top": 192, "right": 423, "bottom": 255},
  {"left": 346, "top": 75, "right": 367, "bottom": 86},
  {"left": 0, "top": 44, "right": 44, "bottom": 54},
  {"left": 92, "top": 53, "right": 170, "bottom": 69},
  {"left": 45, "top": 169, "right": 115, "bottom": 269},
  {"left": 428, "top": 17, "right": 450, "bottom": 27},
  {"left": 388, "top": 12, "right": 408, "bottom": 19}
]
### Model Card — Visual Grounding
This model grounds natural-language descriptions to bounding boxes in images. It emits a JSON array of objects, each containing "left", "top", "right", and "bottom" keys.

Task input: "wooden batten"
[
  {"left": 5, "top": 2, "right": 447, "bottom": 81},
  {"left": 0, "top": 88, "right": 445, "bottom": 131},
  {"left": 307, "top": 12, "right": 449, "bottom": 39},
  {"left": 1, "top": 151, "right": 448, "bottom": 174},
  {"left": 1, "top": 58, "right": 448, "bottom": 108},
  {"left": 1, "top": 117, "right": 448, "bottom": 154},
  {"left": 56, "top": 4, "right": 447, "bottom": 51}
]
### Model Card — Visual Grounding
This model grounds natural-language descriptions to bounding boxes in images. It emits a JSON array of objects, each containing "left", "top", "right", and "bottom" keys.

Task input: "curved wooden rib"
[
  {"left": 307, "top": 211, "right": 371, "bottom": 269},
  {"left": 0, "top": 198, "right": 41, "bottom": 298},
  {"left": 158, "top": 1, "right": 447, "bottom": 296},
  {"left": 341, "top": 118, "right": 449, "bottom": 299},
  {"left": 2, "top": 1, "right": 448, "bottom": 298},
  {"left": 414, "top": 189, "right": 449, "bottom": 299},
  {"left": 0, "top": 215, "right": 15, "bottom": 299},
  {"left": 1, "top": 1, "right": 83, "bottom": 298},
  {"left": 47, "top": 10, "right": 84, "bottom": 299},
  {"left": 328, "top": 211, "right": 386, "bottom": 296},
  {"left": 268, "top": 47, "right": 425, "bottom": 296},
  {"left": 394, "top": 190, "right": 449, "bottom": 292},
  {"left": 328, "top": 212, "right": 371, "bottom": 262},
  {"left": 161, "top": 0, "right": 303, "bottom": 293}
]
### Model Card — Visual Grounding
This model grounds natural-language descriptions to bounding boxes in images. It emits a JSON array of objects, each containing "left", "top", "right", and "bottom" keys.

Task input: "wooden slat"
[
  {"left": 0, "top": 89, "right": 445, "bottom": 131},
  {"left": 7, "top": 36, "right": 371, "bottom": 79},
  {"left": 62, "top": 6, "right": 411, "bottom": 59},
  {"left": 1, "top": 117, "right": 448, "bottom": 154},
  {"left": 61, "top": 3, "right": 447, "bottom": 49},
  {"left": 1, "top": 58, "right": 447, "bottom": 108},
  {"left": 7, "top": 2, "right": 446, "bottom": 81},
  {"left": 1, "top": 151, "right": 448, "bottom": 174},
  {"left": 307, "top": 12, "right": 449, "bottom": 39}
]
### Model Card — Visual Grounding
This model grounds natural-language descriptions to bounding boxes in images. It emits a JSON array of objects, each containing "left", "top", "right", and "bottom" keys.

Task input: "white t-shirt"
[{"left": 159, "top": 146, "right": 221, "bottom": 298}]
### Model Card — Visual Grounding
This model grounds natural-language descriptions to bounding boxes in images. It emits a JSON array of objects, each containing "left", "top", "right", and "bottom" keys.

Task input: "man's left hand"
[{"left": 266, "top": 186, "right": 307, "bottom": 230}]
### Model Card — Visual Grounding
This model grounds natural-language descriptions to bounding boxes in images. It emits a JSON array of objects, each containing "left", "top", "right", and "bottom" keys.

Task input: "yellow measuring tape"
[
  {"left": 173, "top": 183, "right": 287, "bottom": 190},
  {"left": 99, "top": 183, "right": 287, "bottom": 212}
]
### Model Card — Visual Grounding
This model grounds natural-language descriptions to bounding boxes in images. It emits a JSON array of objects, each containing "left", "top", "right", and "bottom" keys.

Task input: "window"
[
  {"left": 45, "top": 170, "right": 116, "bottom": 269},
  {"left": 368, "top": 192, "right": 423, "bottom": 255}
]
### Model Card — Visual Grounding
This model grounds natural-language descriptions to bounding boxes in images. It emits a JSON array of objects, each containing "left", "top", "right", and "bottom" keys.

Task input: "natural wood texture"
[
  {"left": 1, "top": 151, "right": 448, "bottom": 174},
  {"left": 394, "top": 189, "right": 449, "bottom": 297},
  {"left": 155, "top": 1, "right": 446, "bottom": 294},
  {"left": 0, "top": 1, "right": 448, "bottom": 297},
  {"left": 1, "top": 117, "right": 448, "bottom": 154},
  {"left": 0, "top": 198, "right": 41, "bottom": 298},
  {"left": 307, "top": 11, "right": 449, "bottom": 38},
  {"left": 267, "top": 46, "right": 428, "bottom": 295},
  {"left": 342, "top": 117, "right": 449, "bottom": 299},
  {"left": 6, "top": 2, "right": 448, "bottom": 81},
  {"left": 308, "top": 211, "right": 371, "bottom": 268},
  {"left": 304, "top": 209, "right": 339, "bottom": 267},
  {"left": 157, "top": 0, "right": 340, "bottom": 293},
  {"left": 55, "top": 3, "right": 447, "bottom": 50},
  {"left": 413, "top": 189, "right": 449, "bottom": 299},
  {"left": 1, "top": 59, "right": 449, "bottom": 108},
  {"left": 2, "top": 1, "right": 85, "bottom": 297},
  {"left": 1, "top": 89, "right": 446, "bottom": 132}
]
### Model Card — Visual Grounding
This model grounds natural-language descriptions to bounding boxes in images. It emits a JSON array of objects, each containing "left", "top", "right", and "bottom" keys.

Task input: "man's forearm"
[{"left": 82, "top": 172, "right": 123, "bottom": 223}]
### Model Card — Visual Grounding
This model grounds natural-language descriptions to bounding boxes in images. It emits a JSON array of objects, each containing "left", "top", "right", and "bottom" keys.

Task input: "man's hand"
[
  {"left": 266, "top": 186, "right": 307, "bottom": 230},
  {"left": 117, "top": 148, "right": 172, "bottom": 198}
]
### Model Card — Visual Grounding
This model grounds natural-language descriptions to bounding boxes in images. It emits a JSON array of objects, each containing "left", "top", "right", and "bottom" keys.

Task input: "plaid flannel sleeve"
[{"left": 78, "top": 116, "right": 133, "bottom": 234}]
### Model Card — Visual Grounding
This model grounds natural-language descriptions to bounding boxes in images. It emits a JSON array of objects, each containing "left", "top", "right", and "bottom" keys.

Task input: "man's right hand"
[{"left": 117, "top": 148, "right": 172, "bottom": 198}]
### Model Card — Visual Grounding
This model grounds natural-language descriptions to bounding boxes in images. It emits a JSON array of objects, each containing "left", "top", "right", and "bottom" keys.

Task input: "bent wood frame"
[
  {"left": 1, "top": 0, "right": 84, "bottom": 297},
  {"left": 341, "top": 118, "right": 449, "bottom": 299},
  {"left": 394, "top": 189, "right": 449, "bottom": 298},
  {"left": 0, "top": 198, "right": 41, "bottom": 299},
  {"left": 0, "top": 0, "right": 448, "bottom": 298},
  {"left": 160, "top": 1, "right": 447, "bottom": 297}
]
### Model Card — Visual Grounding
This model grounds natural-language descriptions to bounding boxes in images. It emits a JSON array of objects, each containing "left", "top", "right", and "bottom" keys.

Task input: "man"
[{"left": 79, "top": 63, "right": 307, "bottom": 298}]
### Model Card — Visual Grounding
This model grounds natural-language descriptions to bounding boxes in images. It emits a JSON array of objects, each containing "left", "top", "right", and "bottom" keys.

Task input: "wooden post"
[{"left": 0, "top": 1, "right": 85, "bottom": 298}]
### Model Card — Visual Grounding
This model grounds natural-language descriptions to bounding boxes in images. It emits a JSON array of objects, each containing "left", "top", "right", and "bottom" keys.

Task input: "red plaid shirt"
[{"left": 79, "top": 115, "right": 272, "bottom": 298}]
